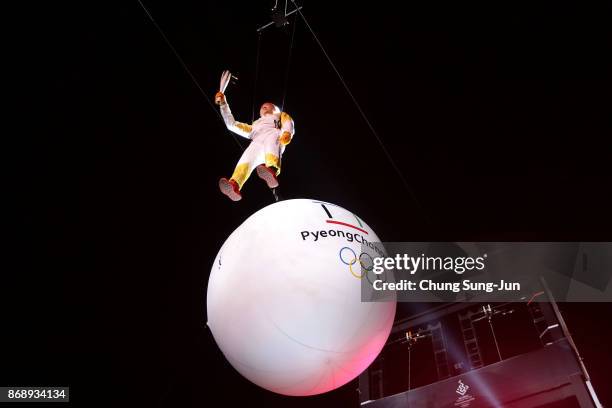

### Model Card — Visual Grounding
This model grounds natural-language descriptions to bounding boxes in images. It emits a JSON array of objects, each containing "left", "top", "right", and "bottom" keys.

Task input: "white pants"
[{"left": 230, "top": 133, "right": 284, "bottom": 189}]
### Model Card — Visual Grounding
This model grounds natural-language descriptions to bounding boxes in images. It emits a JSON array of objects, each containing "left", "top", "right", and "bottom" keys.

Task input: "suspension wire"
[
  {"left": 253, "top": 6, "right": 300, "bottom": 202},
  {"left": 136, "top": 0, "right": 244, "bottom": 151},
  {"left": 251, "top": 32, "right": 263, "bottom": 123},
  {"left": 290, "top": 0, "right": 429, "bottom": 219},
  {"left": 273, "top": 8, "right": 299, "bottom": 203},
  {"left": 279, "top": 11, "right": 298, "bottom": 113}
]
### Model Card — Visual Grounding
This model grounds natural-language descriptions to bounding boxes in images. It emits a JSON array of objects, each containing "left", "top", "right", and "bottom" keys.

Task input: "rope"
[
  {"left": 251, "top": 32, "right": 263, "bottom": 123},
  {"left": 274, "top": 9, "right": 299, "bottom": 203},
  {"left": 136, "top": 0, "right": 244, "bottom": 151},
  {"left": 290, "top": 0, "right": 429, "bottom": 218},
  {"left": 252, "top": 6, "right": 300, "bottom": 202},
  {"left": 280, "top": 12, "right": 298, "bottom": 114}
]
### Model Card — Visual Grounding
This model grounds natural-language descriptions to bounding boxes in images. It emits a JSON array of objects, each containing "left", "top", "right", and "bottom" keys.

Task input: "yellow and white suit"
[{"left": 220, "top": 101, "right": 295, "bottom": 189}]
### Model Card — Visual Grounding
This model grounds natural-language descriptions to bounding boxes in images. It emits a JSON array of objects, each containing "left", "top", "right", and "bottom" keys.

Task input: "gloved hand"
[
  {"left": 279, "top": 131, "right": 292, "bottom": 146},
  {"left": 215, "top": 91, "right": 226, "bottom": 106}
]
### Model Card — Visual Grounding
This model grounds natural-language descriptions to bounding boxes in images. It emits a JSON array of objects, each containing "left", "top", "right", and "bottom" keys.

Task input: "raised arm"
[{"left": 214, "top": 92, "right": 253, "bottom": 139}]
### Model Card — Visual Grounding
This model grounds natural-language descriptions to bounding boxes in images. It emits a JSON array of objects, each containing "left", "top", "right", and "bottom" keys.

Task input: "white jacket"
[{"left": 220, "top": 102, "right": 295, "bottom": 144}]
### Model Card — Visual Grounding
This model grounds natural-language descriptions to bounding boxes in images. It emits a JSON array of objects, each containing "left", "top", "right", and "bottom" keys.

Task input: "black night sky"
[{"left": 6, "top": 0, "right": 612, "bottom": 406}]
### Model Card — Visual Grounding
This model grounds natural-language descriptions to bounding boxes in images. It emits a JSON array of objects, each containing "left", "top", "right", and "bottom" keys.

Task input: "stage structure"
[{"left": 358, "top": 280, "right": 602, "bottom": 408}]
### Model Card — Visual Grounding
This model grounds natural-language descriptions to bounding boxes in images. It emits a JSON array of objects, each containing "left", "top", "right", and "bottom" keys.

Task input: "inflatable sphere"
[{"left": 206, "top": 199, "right": 396, "bottom": 396}]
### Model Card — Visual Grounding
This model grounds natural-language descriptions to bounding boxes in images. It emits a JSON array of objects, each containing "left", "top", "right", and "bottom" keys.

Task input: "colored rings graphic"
[{"left": 339, "top": 247, "right": 374, "bottom": 279}]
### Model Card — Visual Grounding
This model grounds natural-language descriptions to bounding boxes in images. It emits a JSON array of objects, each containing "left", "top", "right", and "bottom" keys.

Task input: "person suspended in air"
[{"left": 214, "top": 70, "right": 295, "bottom": 201}]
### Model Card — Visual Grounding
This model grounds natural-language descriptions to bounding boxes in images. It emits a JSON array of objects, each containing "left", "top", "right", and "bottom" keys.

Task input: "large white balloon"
[{"left": 206, "top": 199, "right": 396, "bottom": 396}]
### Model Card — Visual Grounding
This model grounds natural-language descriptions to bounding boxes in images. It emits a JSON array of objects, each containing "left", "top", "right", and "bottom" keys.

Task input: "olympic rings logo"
[
  {"left": 339, "top": 247, "right": 374, "bottom": 279},
  {"left": 339, "top": 247, "right": 391, "bottom": 285}
]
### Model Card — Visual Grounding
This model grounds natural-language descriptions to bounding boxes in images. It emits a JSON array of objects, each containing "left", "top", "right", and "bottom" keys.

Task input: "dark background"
[{"left": 6, "top": 0, "right": 611, "bottom": 406}]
